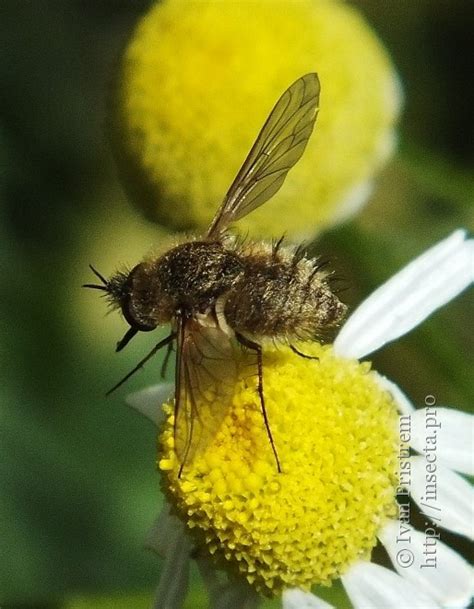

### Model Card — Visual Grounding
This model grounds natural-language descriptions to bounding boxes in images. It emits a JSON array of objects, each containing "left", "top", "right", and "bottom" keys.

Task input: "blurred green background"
[{"left": 0, "top": 1, "right": 472, "bottom": 608}]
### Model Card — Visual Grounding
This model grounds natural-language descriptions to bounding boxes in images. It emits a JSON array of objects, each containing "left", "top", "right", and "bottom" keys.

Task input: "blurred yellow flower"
[
  {"left": 111, "top": 0, "right": 402, "bottom": 239},
  {"left": 159, "top": 343, "right": 399, "bottom": 595}
]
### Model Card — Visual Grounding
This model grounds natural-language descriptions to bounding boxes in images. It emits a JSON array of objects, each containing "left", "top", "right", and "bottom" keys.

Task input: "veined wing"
[
  {"left": 206, "top": 73, "right": 320, "bottom": 239},
  {"left": 173, "top": 314, "right": 242, "bottom": 476}
]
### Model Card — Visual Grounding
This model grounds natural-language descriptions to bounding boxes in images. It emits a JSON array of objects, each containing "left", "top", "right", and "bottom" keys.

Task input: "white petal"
[
  {"left": 334, "top": 230, "right": 473, "bottom": 359},
  {"left": 145, "top": 503, "right": 190, "bottom": 557},
  {"left": 197, "top": 555, "right": 261, "bottom": 609},
  {"left": 126, "top": 383, "right": 174, "bottom": 426},
  {"left": 342, "top": 560, "right": 439, "bottom": 608},
  {"left": 329, "top": 179, "right": 373, "bottom": 225},
  {"left": 282, "top": 588, "right": 335, "bottom": 609},
  {"left": 410, "top": 456, "right": 474, "bottom": 539},
  {"left": 410, "top": 407, "right": 474, "bottom": 475},
  {"left": 375, "top": 374, "right": 415, "bottom": 414},
  {"left": 379, "top": 520, "right": 473, "bottom": 608},
  {"left": 148, "top": 507, "right": 192, "bottom": 609}
]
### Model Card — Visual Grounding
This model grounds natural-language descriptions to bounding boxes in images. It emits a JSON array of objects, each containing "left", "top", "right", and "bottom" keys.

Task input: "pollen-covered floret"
[{"left": 159, "top": 343, "right": 399, "bottom": 595}]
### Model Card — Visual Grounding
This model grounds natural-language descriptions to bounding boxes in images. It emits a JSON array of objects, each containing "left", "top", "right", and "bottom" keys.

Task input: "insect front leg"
[
  {"left": 107, "top": 332, "right": 176, "bottom": 396},
  {"left": 235, "top": 333, "right": 282, "bottom": 473}
]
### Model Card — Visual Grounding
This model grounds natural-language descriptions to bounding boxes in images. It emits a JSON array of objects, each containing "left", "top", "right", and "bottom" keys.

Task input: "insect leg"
[
  {"left": 106, "top": 332, "right": 176, "bottom": 396},
  {"left": 290, "top": 344, "right": 319, "bottom": 361},
  {"left": 235, "top": 333, "right": 282, "bottom": 473},
  {"left": 177, "top": 363, "right": 196, "bottom": 479},
  {"left": 160, "top": 340, "right": 174, "bottom": 379}
]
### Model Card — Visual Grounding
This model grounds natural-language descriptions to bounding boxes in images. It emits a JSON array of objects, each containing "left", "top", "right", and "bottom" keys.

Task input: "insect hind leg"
[
  {"left": 235, "top": 333, "right": 282, "bottom": 474},
  {"left": 290, "top": 344, "right": 319, "bottom": 361}
]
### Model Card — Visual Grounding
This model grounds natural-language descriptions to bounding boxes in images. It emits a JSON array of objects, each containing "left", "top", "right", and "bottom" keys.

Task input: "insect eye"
[
  {"left": 121, "top": 301, "right": 157, "bottom": 332},
  {"left": 120, "top": 264, "right": 159, "bottom": 332}
]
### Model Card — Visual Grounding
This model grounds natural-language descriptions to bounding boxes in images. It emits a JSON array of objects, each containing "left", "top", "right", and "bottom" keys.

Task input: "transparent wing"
[
  {"left": 173, "top": 314, "right": 242, "bottom": 475},
  {"left": 206, "top": 73, "right": 320, "bottom": 239}
]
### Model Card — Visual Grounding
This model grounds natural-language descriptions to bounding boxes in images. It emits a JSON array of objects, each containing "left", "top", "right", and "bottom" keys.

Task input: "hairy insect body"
[
  {"left": 159, "top": 241, "right": 244, "bottom": 308},
  {"left": 119, "top": 241, "right": 244, "bottom": 330},
  {"left": 86, "top": 73, "right": 346, "bottom": 472},
  {"left": 224, "top": 241, "right": 346, "bottom": 340},
  {"left": 118, "top": 239, "right": 346, "bottom": 343}
]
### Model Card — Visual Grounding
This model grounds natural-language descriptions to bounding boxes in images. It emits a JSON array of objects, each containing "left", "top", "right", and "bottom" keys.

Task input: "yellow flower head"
[
  {"left": 159, "top": 343, "right": 399, "bottom": 595},
  {"left": 111, "top": 0, "right": 401, "bottom": 239}
]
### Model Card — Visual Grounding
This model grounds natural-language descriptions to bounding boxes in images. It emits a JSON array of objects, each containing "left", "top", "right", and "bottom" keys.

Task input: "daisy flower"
[{"left": 127, "top": 230, "right": 473, "bottom": 608}]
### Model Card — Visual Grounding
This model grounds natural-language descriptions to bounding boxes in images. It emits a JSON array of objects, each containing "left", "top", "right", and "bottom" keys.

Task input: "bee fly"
[{"left": 85, "top": 73, "right": 347, "bottom": 476}]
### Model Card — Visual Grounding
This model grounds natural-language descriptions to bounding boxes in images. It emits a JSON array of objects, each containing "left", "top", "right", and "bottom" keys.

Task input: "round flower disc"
[{"left": 159, "top": 344, "right": 399, "bottom": 594}]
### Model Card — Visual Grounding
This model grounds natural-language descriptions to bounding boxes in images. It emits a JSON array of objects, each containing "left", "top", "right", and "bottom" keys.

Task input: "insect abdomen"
[{"left": 224, "top": 243, "right": 346, "bottom": 340}]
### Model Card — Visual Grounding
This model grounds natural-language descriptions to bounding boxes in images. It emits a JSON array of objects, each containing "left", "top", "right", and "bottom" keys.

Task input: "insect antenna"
[
  {"left": 82, "top": 264, "right": 109, "bottom": 291},
  {"left": 83, "top": 283, "right": 108, "bottom": 291},
  {"left": 106, "top": 333, "right": 175, "bottom": 396}
]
